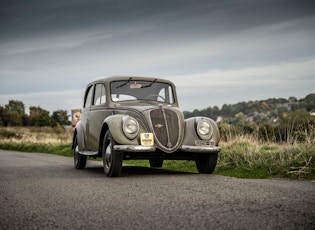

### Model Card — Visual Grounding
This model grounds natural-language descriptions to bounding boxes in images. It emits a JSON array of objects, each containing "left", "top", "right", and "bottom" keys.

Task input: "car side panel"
[
  {"left": 105, "top": 114, "right": 148, "bottom": 145},
  {"left": 88, "top": 108, "right": 112, "bottom": 151}
]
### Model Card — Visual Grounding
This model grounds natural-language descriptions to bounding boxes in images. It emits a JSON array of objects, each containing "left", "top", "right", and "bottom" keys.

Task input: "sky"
[{"left": 1, "top": 0, "right": 315, "bottom": 114}]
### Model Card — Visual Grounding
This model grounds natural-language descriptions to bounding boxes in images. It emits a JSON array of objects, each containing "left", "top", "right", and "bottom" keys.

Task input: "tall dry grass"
[
  {"left": 218, "top": 125, "right": 315, "bottom": 179},
  {"left": 0, "top": 126, "right": 72, "bottom": 144}
]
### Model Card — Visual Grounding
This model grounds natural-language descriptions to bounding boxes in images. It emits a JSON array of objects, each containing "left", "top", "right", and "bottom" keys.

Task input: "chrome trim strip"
[
  {"left": 79, "top": 151, "right": 98, "bottom": 156},
  {"left": 181, "top": 145, "right": 221, "bottom": 153},
  {"left": 161, "top": 106, "right": 172, "bottom": 148},
  {"left": 114, "top": 145, "right": 156, "bottom": 152}
]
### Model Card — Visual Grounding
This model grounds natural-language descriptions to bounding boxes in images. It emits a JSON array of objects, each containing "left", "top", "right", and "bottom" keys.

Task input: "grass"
[
  {"left": 0, "top": 126, "right": 314, "bottom": 180},
  {"left": 218, "top": 137, "right": 315, "bottom": 179}
]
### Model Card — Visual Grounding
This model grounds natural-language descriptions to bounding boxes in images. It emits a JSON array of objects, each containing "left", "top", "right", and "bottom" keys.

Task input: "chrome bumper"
[
  {"left": 113, "top": 144, "right": 221, "bottom": 153},
  {"left": 181, "top": 145, "right": 221, "bottom": 153},
  {"left": 114, "top": 145, "right": 156, "bottom": 152}
]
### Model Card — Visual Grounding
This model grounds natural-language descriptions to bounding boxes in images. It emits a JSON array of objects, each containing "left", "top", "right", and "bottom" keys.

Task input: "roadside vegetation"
[
  {"left": 0, "top": 95, "right": 314, "bottom": 180},
  {"left": 0, "top": 124, "right": 314, "bottom": 180}
]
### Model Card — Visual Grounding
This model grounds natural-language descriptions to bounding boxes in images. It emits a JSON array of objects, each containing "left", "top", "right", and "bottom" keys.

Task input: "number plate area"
[
  {"left": 195, "top": 140, "right": 215, "bottom": 146},
  {"left": 140, "top": 133, "right": 154, "bottom": 146}
]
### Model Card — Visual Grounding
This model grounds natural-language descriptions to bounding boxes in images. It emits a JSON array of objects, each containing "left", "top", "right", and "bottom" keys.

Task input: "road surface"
[{"left": 0, "top": 150, "right": 314, "bottom": 229}]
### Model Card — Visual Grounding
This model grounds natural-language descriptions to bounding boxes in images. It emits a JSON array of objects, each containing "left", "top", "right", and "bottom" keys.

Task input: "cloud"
[
  {"left": 169, "top": 58, "right": 315, "bottom": 89},
  {"left": 1, "top": 58, "right": 313, "bottom": 114},
  {"left": 167, "top": 58, "right": 315, "bottom": 110},
  {"left": 0, "top": 0, "right": 314, "bottom": 113}
]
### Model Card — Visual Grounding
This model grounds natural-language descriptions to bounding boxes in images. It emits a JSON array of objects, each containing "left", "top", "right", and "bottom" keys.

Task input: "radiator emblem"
[{"left": 155, "top": 124, "right": 164, "bottom": 128}]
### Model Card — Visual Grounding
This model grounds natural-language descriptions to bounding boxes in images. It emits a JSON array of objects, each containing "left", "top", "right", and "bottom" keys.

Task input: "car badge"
[{"left": 155, "top": 124, "right": 164, "bottom": 128}]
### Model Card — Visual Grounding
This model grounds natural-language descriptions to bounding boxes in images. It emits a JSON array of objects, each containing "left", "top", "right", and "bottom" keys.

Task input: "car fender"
[
  {"left": 74, "top": 120, "right": 86, "bottom": 151},
  {"left": 182, "top": 117, "right": 220, "bottom": 146},
  {"left": 104, "top": 114, "right": 139, "bottom": 145}
]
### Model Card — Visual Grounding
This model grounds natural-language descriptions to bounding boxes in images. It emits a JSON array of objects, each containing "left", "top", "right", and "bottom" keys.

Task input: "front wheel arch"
[{"left": 98, "top": 123, "right": 109, "bottom": 156}]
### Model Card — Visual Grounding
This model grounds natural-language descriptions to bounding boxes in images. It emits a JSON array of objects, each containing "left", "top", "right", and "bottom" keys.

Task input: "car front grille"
[{"left": 149, "top": 108, "right": 181, "bottom": 152}]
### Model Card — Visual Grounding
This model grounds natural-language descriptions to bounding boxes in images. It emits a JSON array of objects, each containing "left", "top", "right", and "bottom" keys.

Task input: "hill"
[{"left": 183, "top": 93, "right": 315, "bottom": 125}]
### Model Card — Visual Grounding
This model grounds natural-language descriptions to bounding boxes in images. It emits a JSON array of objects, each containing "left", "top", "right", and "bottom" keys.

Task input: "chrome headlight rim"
[
  {"left": 122, "top": 116, "right": 139, "bottom": 140},
  {"left": 196, "top": 119, "right": 213, "bottom": 140}
]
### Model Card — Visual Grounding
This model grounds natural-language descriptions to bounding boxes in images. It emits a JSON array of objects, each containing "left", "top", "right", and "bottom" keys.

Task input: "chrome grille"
[{"left": 149, "top": 108, "right": 180, "bottom": 152}]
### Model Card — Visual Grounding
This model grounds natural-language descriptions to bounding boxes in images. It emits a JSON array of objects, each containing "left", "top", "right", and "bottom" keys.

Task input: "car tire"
[
  {"left": 102, "top": 130, "right": 123, "bottom": 177},
  {"left": 73, "top": 136, "right": 87, "bottom": 169},
  {"left": 149, "top": 159, "right": 163, "bottom": 168},
  {"left": 195, "top": 153, "right": 218, "bottom": 174}
]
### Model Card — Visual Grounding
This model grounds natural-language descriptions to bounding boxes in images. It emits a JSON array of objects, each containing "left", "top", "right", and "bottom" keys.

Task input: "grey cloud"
[
  {"left": 2, "top": 0, "right": 314, "bottom": 40},
  {"left": 1, "top": 0, "right": 314, "bottom": 112}
]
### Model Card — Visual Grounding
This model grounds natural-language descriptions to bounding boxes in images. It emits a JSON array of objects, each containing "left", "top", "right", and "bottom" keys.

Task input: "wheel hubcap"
[
  {"left": 74, "top": 145, "right": 79, "bottom": 164},
  {"left": 105, "top": 143, "right": 112, "bottom": 168}
]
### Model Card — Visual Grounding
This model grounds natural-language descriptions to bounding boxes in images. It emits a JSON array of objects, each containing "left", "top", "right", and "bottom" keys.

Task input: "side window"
[
  {"left": 94, "top": 84, "right": 106, "bottom": 106},
  {"left": 84, "top": 85, "right": 94, "bottom": 108}
]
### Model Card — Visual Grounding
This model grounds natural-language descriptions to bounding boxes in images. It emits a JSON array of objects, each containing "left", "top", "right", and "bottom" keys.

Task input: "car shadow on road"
[
  {"left": 83, "top": 164, "right": 196, "bottom": 177},
  {"left": 122, "top": 165, "right": 195, "bottom": 177}
]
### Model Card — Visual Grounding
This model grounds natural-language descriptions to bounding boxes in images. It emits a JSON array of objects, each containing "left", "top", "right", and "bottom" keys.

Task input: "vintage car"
[{"left": 72, "top": 76, "right": 221, "bottom": 177}]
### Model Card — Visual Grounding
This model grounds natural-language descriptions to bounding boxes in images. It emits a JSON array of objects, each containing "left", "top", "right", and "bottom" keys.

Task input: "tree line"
[
  {"left": 0, "top": 100, "right": 71, "bottom": 127},
  {"left": 1, "top": 94, "right": 314, "bottom": 143},
  {"left": 183, "top": 93, "right": 315, "bottom": 143},
  {"left": 183, "top": 93, "right": 315, "bottom": 124}
]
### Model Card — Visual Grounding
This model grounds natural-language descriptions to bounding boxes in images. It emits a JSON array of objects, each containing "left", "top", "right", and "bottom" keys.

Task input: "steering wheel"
[{"left": 144, "top": 94, "right": 166, "bottom": 102}]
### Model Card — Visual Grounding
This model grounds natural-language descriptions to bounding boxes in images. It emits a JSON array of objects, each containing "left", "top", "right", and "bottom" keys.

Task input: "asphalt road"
[{"left": 0, "top": 150, "right": 314, "bottom": 230}]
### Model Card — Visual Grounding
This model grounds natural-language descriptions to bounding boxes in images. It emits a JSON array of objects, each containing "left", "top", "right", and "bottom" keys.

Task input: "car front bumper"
[
  {"left": 114, "top": 145, "right": 156, "bottom": 152},
  {"left": 181, "top": 145, "right": 221, "bottom": 153},
  {"left": 114, "top": 144, "right": 221, "bottom": 153}
]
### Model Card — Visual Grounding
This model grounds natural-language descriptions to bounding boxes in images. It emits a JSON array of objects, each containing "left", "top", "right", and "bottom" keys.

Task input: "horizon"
[{"left": 1, "top": 92, "right": 313, "bottom": 115}]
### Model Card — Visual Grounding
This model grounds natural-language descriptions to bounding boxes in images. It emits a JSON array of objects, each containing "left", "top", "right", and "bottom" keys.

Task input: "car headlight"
[
  {"left": 196, "top": 119, "right": 213, "bottom": 140},
  {"left": 122, "top": 116, "right": 139, "bottom": 139}
]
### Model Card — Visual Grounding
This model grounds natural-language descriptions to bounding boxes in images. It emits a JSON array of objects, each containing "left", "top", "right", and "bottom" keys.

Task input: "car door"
[
  {"left": 88, "top": 83, "right": 111, "bottom": 150},
  {"left": 81, "top": 84, "right": 94, "bottom": 150}
]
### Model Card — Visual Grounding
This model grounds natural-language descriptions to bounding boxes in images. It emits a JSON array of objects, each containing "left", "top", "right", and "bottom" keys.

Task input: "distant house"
[{"left": 216, "top": 116, "right": 223, "bottom": 123}]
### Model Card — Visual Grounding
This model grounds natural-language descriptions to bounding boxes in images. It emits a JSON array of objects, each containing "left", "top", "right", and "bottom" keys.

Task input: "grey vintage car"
[{"left": 72, "top": 76, "right": 221, "bottom": 177}]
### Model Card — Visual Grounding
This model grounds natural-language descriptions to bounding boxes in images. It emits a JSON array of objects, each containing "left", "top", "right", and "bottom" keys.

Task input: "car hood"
[{"left": 114, "top": 102, "right": 179, "bottom": 113}]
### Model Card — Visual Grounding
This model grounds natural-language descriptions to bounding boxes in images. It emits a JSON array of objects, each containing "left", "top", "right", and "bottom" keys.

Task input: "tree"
[
  {"left": 5, "top": 100, "right": 25, "bottom": 115},
  {"left": 303, "top": 94, "right": 315, "bottom": 111},
  {"left": 288, "top": 96, "right": 297, "bottom": 103},
  {"left": 0, "top": 100, "right": 26, "bottom": 126},
  {"left": 0, "top": 105, "right": 7, "bottom": 126},
  {"left": 52, "top": 109, "right": 71, "bottom": 125},
  {"left": 29, "top": 106, "right": 53, "bottom": 126},
  {"left": 8, "top": 111, "right": 22, "bottom": 126}
]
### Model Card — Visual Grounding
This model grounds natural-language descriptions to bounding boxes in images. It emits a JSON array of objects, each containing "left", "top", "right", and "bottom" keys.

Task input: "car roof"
[{"left": 89, "top": 76, "right": 175, "bottom": 86}]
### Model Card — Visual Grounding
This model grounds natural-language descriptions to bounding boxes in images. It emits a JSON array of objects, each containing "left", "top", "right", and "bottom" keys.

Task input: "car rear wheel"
[
  {"left": 102, "top": 130, "right": 123, "bottom": 177},
  {"left": 149, "top": 159, "right": 163, "bottom": 168},
  {"left": 73, "top": 136, "right": 87, "bottom": 169},
  {"left": 195, "top": 153, "right": 218, "bottom": 174}
]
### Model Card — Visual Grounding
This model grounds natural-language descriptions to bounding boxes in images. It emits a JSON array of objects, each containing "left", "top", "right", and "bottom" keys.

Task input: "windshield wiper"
[
  {"left": 141, "top": 78, "right": 157, "bottom": 88},
  {"left": 116, "top": 77, "right": 132, "bottom": 88}
]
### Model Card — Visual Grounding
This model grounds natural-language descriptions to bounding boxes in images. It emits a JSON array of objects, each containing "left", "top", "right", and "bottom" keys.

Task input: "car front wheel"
[
  {"left": 195, "top": 153, "right": 218, "bottom": 174},
  {"left": 73, "top": 136, "right": 87, "bottom": 169},
  {"left": 102, "top": 130, "right": 123, "bottom": 177}
]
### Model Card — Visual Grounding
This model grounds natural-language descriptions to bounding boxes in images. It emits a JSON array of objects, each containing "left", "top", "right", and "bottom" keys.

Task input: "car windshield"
[{"left": 110, "top": 79, "right": 175, "bottom": 104}]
